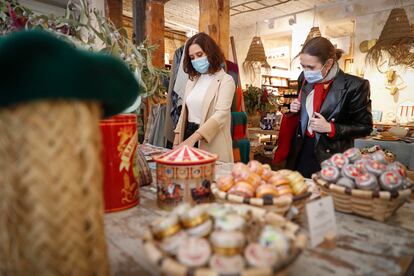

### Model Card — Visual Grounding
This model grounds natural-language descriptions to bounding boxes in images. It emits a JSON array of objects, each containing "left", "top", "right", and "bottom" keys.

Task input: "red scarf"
[{"left": 273, "top": 80, "right": 333, "bottom": 164}]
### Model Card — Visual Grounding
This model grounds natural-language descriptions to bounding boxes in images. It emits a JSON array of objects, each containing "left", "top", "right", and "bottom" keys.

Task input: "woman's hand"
[
  {"left": 180, "top": 133, "right": 202, "bottom": 148},
  {"left": 309, "top": 112, "right": 332, "bottom": 133},
  {"left": 290, "top": 99, "right": 301, "bottom": 113}
]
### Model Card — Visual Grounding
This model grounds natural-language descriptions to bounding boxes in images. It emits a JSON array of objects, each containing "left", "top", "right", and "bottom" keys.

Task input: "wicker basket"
[
  {"left": 312, "top": 173, "right": 412, "bottom": 222},
  {"left": 143, "top": 203, "right": 307, "bottom": 276},
  {"left": 212, "top": 182, "right": 303, "bottom": 216},
  {"left": 0, "top": 101, "right": 109, "bottom": 275}
]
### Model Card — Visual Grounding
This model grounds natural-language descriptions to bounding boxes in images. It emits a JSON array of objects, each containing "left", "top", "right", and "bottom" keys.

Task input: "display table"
[
  {"left": 354, "top": 137, "right": 414, "bottom": 170},
  {"left": 104, "top": 161, "right": 414, "bottom": 276}
]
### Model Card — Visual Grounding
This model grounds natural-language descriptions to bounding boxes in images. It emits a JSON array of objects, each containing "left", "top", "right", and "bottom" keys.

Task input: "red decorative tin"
[
  {"left": 100, "top": 114, "right": 139, "bottom": 212},
  {"left": 153, "top": 145, "right": 218, "bottom": 210}
]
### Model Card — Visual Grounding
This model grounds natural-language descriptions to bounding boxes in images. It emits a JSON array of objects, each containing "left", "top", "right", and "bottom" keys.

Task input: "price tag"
[{"left": 305, "top": 196, "right": 336, "bottom": 247}]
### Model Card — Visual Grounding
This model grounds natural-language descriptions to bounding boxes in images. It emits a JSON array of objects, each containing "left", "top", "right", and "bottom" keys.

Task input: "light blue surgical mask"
[
  {"left": 303, "top": 63, "right": 327, "bottom": 83},
  {"left": 191, "top": 56, "right": 210, "bottom": 74}
]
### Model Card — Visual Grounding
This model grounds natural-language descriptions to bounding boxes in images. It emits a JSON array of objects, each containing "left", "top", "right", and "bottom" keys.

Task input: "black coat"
[{"left": 286, "top": 70, "right": 373, "bottom": 169}]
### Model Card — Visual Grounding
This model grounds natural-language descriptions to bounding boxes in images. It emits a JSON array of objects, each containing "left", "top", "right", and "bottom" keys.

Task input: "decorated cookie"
[
  {"left": 365, "top": 160, "right": 387, "bottom": 176},
  {"left": 177, "top": 237, "right": 211, "bottom": 267},
  {"left": 228, "top": 181, "right": 255, "bottom": 198},
  {"left": 210, "top": 231, "right": 245, "bottom": 256},
  {"left": 259, "top": 226, "right": 290, "bottom": 258},
  {"left": 344, "top": 148, "right": 362, "bottom": 163},
  {"left": 261, "top": 164, "right": 273, "bottom": 181},
  {"left": 330, "top": 153, "right": 349, "bottom": 169},
  {"left": 285, "top": 171, "right": 307, "bottom": 195},
  {"left": 160, "top": 230, "right": 188, "bottom": 255},
  {"left": 354, "top": 159, "right": 368, "bottom": 173},
  {"left": 247, "top": 160, "right": 264, "bottom": 176},
  {"left": 320, "top": 166, "right": 340, "bottom": 183},
  {"left": 208, "top": 204, "right": 228, "bottom": 219},
  {"left": 256, "top": 184, "right": 279, "bottom": 198},
  {"left": 268, "top": 174, "right": 290, "bottom": 186},
  {"left": 215, "top": 214, "right": 246, "bottom": 232},
  {"left": 187, "top": 218, "right": 213, "bottom": 238},
  {"left": 387, "top": 162, "right": 407, "bottom": 177},
  {"left": 151, "top": 215, "right": 181, "bottom": 240},
  {"left": 232, "top": 163, "right": 251, "bottom": 181},
  {"left": 209, "top": 254, "right": 245, "bottom": 275},
  {"left": 379, "top": 171, "right": 403, "bottom": 192},
  {"left": 274, "top": 184, "right": 293, "bottom": 198},
  {"left": 216, "top": 175, "right": 235, "bottom": 192},
  {"left": 342, "top": 164, "right": 363, "bottom": 179},
  {"left": 355, "top": 173, "right": 378, "bottom": 190},
  {"left": 244, "top": 243, "right": 279, "bottom": 268},
  {"left": 321, "top": 159, "right": 334, "bottom": 168}
]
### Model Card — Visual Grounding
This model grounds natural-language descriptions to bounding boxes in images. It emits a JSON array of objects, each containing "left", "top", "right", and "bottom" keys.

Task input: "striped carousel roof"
[{"left": 153, "top": 145, "right": 218, "bottom": 165}]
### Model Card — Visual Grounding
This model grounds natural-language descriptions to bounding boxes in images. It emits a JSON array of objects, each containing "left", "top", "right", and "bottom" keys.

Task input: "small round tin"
[{"left": 379, "top": 171, "right": 403, "bottom": 192}]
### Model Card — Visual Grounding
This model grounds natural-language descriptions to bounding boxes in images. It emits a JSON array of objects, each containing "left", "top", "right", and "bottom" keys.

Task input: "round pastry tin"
[{"left": 379, "top": 171, "right": 403, "bottom": 192}]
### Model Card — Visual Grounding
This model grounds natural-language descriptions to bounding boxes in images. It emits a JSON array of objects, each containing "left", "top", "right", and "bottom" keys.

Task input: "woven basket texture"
[{"left": 0, "top": 101, "right": 109, "bottom": 276}]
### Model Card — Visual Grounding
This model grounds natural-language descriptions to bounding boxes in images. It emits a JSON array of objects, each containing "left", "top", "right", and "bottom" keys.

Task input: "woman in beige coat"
[{"left": 173, "top": 33, "right": 235, "bottom": 162}]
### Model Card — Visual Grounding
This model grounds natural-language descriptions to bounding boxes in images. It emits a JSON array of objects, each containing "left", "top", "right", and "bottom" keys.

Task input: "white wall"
[
  {"left": 353, "top": 5, "right": 414, "bottom": 123},
  {"left": 231, "top": 0, "right": 414, "bottom": 123}
]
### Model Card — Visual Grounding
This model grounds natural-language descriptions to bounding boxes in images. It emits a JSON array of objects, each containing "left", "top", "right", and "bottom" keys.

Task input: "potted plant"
[{"left": 243, "top": 85, "right": 278, "bottom": 127}]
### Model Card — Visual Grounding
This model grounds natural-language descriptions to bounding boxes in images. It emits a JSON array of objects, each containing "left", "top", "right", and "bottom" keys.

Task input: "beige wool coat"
[{"left": 174, "top": 69, "right": 235, "bottom": 162}]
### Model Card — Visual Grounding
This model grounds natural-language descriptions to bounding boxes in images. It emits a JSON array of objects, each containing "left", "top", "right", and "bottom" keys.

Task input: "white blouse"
[{"left": 186, "top": 74, "right": 214, "bottom": 124}]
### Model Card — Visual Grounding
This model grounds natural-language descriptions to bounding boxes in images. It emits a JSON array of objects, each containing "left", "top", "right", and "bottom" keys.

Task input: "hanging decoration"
[
  {"left": 366, "top": 7, "right": 414, "bottom": 69},
  {"left": 243, "top": 36, "right": 270, "bottom": 80},
  {"left": 243, "top": 22, "right": 270, "bottom": 81},
  {"left": 303, "top": 6, "right": 321, "bottom": 45}
]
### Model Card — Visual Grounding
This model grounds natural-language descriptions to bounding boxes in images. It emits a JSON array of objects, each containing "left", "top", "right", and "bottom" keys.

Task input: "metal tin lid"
[{"left": 153, "top": 145, "right": 218, "bottom": 166}]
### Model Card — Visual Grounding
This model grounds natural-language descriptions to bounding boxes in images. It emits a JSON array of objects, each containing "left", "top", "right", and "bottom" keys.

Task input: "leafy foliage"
[
  {"left": 243, "top": 85, "right": 278, "bottom": 115},
  {"left": 0, "top": 0, "right": 166, "bottom": 99}
]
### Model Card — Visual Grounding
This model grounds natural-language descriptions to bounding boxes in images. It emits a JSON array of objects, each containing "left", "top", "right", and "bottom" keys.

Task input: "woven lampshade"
[
  {"left": 304, "top": 26, "right": 322, "bottom": 45},
  {"left": 244, "top": 36, "right": 269, "bottom": 65},
  {"left": 366, "top": 8, "right": 414, "bottom": 67},
  {"left": 377, "top": 8, "right": 414, "bottom": 45},
  {"left": 243, "top": 36, "right": 270, "bottom": 80}
]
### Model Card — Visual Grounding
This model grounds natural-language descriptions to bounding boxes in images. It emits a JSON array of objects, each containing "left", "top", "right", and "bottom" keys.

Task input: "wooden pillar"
[
  {"left": 145, "top": 0, "right": 166, "bottom": 68},
  {"left": 106, "top": 0, "right": 123, "bottom": 28},
  {"left": 199, "top": 0, "right": 230, "bottom": 58},
  {"left": 132, "top": 0, "right": 146, "bottom": 44}
]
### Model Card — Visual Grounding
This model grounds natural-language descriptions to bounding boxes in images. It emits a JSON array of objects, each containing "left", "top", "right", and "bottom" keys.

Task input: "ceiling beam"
[{"left": 230, "top": 0, "right": 291, "bottom": 16}]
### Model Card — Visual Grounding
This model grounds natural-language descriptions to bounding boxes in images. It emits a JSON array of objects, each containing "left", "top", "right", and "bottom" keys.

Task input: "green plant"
[
  {"left": 0, "top": 0, "right": 166, "bottom": 99},
  {"left": 243, "top": 85, "right": 278, "bottom": 115}
]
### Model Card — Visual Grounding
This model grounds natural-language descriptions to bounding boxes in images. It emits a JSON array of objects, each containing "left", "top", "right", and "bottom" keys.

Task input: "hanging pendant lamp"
[
  {"left": 366, "top": 7, "right": 414, "bottom": 68},
  {"left": 303, "top": 6, "right": 321, "bottom": 45}
]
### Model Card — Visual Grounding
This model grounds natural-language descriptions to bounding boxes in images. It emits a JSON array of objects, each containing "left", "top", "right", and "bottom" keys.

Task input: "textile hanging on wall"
[
  {"left": 148, "top": 104, "right": 166, "bottom": 147},
  {"left": 164, "top": 45, "right": 188, "bottom": 147}
]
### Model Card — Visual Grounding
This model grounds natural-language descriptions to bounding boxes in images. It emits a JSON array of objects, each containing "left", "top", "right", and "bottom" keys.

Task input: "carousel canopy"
[{"left": 153, "top": 145, "right": 218, "bottom": 166}]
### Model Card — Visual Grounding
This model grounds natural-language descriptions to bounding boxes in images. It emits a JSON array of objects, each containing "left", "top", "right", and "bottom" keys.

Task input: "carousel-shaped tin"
[{"left": 153, "top": 145, "right": 218, "bottom": 210}]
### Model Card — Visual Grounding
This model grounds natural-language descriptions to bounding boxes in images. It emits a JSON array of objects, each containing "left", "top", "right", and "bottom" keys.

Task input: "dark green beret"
[{"left": 0, "top": 30, "right": 144, "bottom": 117}]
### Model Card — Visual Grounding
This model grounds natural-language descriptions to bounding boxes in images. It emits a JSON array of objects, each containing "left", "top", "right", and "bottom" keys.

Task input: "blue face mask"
[
  {"left": 191, "top": 56, "right": 210, "bottom": 74},
  {"left": 303, "top": 63, "right": 327, "bottom": 83}
]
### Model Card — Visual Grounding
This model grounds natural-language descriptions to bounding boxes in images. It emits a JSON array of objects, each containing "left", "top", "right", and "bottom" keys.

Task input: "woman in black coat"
[{"left": 285, "top": 37, "right": 373, "bottom": 178}]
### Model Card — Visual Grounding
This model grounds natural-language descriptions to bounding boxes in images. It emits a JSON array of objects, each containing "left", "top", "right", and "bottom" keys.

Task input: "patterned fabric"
[
  {"left": 225, "top": 60, "right": 250, "bottom": 163},
  {"left": 231, "top": 112, "right": 247, "bottom": 141},
  {"left": 233, "top": 139, "right": 250, "bottom": 164}
]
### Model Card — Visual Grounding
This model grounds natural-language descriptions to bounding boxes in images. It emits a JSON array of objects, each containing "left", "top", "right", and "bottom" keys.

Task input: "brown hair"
[
  {"left": 300, "top": 37, "right": 343, "bottom": 64},
  {"left": 183, "top": 32, "right": 225, "bottom": 80}
]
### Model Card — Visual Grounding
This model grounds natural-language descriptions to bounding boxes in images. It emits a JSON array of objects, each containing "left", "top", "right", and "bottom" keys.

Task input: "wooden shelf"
[{"left": 262, "top": 84, "right": 289, "bottom": 88}]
